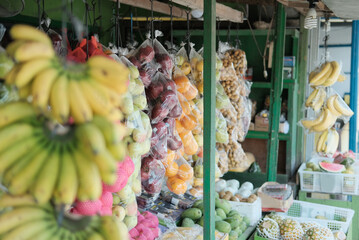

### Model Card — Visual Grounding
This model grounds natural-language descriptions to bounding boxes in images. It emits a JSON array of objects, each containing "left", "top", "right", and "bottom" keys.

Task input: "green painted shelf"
[
  {"left": 251, "top": 79, "right": 295, "bottom": 89},
  {"left": 246, "top": 130, "right": 290, "bottom": 141}
]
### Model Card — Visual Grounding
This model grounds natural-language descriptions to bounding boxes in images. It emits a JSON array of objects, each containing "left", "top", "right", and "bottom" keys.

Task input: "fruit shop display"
[
  {"left": 179, "top": 196, "right": 250, "bottom": 239},
  {"left": 5, "top": 25, "right": 129, "bottom": 124},
  {"left": 129, "top": 38, "right": 184, "bottom": 201},
  {"left": 304, "top": 159, "right": 354, "bottom": 174},
  {"left": 215, "top": 179, "right": 258, "bottom": 203},
  {"left": 301, "top": 60, "right": 353, "bottom": 157},
  {"left": 257, "top": 213, "right": 341, "bottom": 240},
  {"left": 0, "top": 194, "right": 129, "bottom": 240}
]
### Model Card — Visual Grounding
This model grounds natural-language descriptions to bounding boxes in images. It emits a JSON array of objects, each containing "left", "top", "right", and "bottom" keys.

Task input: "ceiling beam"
[
  {"left": 118, "top": 0, "right": 190, "bottom": 19},
  {"left": 217, "top": 0, "right": 275, "bottom": 5},
  {"left": 172, "top": 0, "right": 244, "bottom": 22}
]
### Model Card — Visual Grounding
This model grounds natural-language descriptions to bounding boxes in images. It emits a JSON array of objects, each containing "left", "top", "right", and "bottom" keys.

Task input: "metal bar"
[
  {"left": 349, "top": 20, "right": 359, "bottom": 152},
  {"left": 297, "top": 15, "right": 308, "bottom": 168},
  {"left": 266, "top": 2, "right": 286, "bottom": 182},
  {"left": 203, "top": 0, "right": 216, "bottom": 239}
]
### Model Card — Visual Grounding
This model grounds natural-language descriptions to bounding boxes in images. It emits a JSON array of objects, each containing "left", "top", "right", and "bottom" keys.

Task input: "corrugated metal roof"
[{"left": 322, "top": 0, "right": 359, "bottom": 19}]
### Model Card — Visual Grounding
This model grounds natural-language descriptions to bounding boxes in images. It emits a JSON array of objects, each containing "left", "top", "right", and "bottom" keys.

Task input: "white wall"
[{"left": 318, "top": 25, "right": 352, "bottom": 97}]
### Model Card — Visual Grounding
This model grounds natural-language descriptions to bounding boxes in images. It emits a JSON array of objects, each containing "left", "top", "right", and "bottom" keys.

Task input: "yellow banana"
[
  {"left": 68, "top": 79, "right": 93, "bottom": 123},
  {"left": 27, "top": 224, "right": 58, "bottom": 240},
  {"left": 0, "top": 101, "right": 36, "bottom": 128},
  {"left": 90, "top": 149, "right": 118, "bottom": 185},
  {"left": 13, "top": 41, "right": 55, "bottom": 62},
  {"left": 32, "top": 67, "right": 59, "bottom": 111},
  {"left": 312, "top": 88, "right": 326, "bottom": 112},
  {"left": 10, "top": 24, "right": 52, "bottom": 46},
  {"left": 316, "top": 130, "right": 328, "bottom": 153},
  {"left": 75, "top": 122, "right": 107, "bottom": 155},
  {"left": 18, "top": 84, "right": 32, "bottom": 99},
  {"left": 50, "top": 73, "right": 70, "bottom": 123},
  {"left": 8, "top": 145, "right": 51, "bottom": 195},
  {"left": 0, "top": 122, "right": 36, "bottom": 154},
  {"left": 32, "top": 147, "right": 60, "bottom": 204},
  {"left": 107, "top": 108, "right": 124, "bottom": 122},
  {"left": 322, "top": 61, "right": 341, "bottom": 87},
  {"left": 311, "top": 108, "right": 337, "bottom": 132},
  {"left": 95, "top": 81, "right": 123, "bottom": 107},
  {"left": 88, "top": 67, "right": 128, "bottom": 95},
  {"left": 73, "top": 149, "right": 102, "bottom": 201},
  {"left": 0, "top": 194, "right": 37, "bottom": 208},
  {"left": 2, "top": 219, "right": 51, "bottom": 240},
  {"left": 338, "top": 74, "right": 346, "bottom": 82},
  {"left": 87, "top": 55, "right": 129, "bottom": 83},
  {"left": 301, "top": 110, "right": 325, "bottom": 129},
  {"left": 0, "top": 206, "right": 49, "bottom": 234},
  {"left": 312, "top": 63, "right": 333, "bottom": 86},
  {"left": 14, "top": 58, "right": 53, "bottom": 88},
  {"left": 0, "top": 134, "right": 41, "bottom": 174},
  {"left": 326, "top": 95, "right": 342, "bottom": 116},
  {"left": 107, "top": 142, "right": 127, "bottom": 161},
  {"left": 4, "top": 64, "right": 19, "bottom": 85},
  {"left": 5, "top": 40, "right": 27, "bottom": 56},
  {"left": 54, "top": 148, "right": 78, "bottom": 205},
  {"left": 324, "top": 129, "right": 339, "bottom": 155},
  {"left": 305, "top": 88, "right": 319, "bottom": 107},
  {"left": 333, "top": 96, "right": 354, "bottom": 117},
  {"left": 309, "top": 62, "right": 331, "bottom": 85},
  {"left": 78, "top": 79, "right": 112, "bottom": 116}
]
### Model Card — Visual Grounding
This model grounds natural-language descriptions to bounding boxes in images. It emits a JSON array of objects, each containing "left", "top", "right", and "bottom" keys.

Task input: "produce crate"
[
  {"left": 253, "top": 232, "right": 267, "bottom": 240},
  {"left": 298, "top": 157, "right": 359, "bottom": 195},
  {"left": 228, "top": 198, "right": 262, "bottom": 226},
  {"left": 277, "top": 200, "right": 354, "bottom": 233}
]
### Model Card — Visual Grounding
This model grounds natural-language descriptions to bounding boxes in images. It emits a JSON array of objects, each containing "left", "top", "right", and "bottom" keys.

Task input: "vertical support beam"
[
  {"left": 203, "top": 0, "right": 216, "bottom": 239},
  {"left": 297, "top": 15, "right": 308, "bottom": 166},
  {"left": 267, "top": 2, "right": 286, "bottom": 182},
  {"left": 350, "top": 21, "right": 359, "bottom": 152}
]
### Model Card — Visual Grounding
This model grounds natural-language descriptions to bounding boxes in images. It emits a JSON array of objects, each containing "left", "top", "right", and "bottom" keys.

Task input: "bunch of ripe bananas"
[
  {"left": 316, "top": 128, "right": 339, "bottom": 156},
  {"left": 5, "top": 25, "right": 129, "bottom": 123},
  {"left": 309, "top": 61, "right": 345, "bottom": 87},
  {"left": 0, "top": 194, "right": 128, "bottom": 240},
  {"left": 0, "top": 101, "right": 127, "bottom": 205}
]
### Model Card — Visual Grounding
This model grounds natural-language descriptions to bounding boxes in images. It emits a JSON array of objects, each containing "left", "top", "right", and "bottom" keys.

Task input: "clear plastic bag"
[
  {"left": 217, "top": 140, "right": 248, "bottom": 170},
  {"left": 189, "top": 47, "right": 204, "bottom": 95},
  {"left": 217, "top": 148, "right": 229, "bottom": 175},
  {"left": 179, "top": 130, "right": 199, "bottom": 156},
  {"left": 165, "top": 157, "right": 193, "bottom": 196},
  {"left": 141, "top": 155, "right": 166, "bottom": 199},
  {"left": 309, "top": 60, "right": 344, "bottom": 87},
  {"left": 216, "top": 110, "right": 229, "bottom": 144}
]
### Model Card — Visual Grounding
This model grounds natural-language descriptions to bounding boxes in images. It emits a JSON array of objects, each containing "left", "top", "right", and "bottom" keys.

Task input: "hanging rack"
[
  {"left": 169, "top": 0, "right": 174, "bottom": 51},
  {"left": 150, "top": 0, "right": 154, "bottom": 42},
  {"left": 185, "top": 7, "right": 191, "bottom": 54},
  {"left": 323, "top": 14, "right": 330, "bottom": 62}
]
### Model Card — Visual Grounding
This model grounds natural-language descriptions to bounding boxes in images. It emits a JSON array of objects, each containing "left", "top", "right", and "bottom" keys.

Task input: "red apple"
[
  {"left": 138, "top": 45, "right": 155, "bottom": 63},
  {"left": 151, "top": 103, "right": 169, "bottom": 124},
  {"left": 147, "top": 82, "right": 164, "bottom": 100},
  {"left": 139, "top": 69, "right": 151, "bottom": 87},
  {"left": 129, "top": 56, "right": 141, "bottom": 68},
  {"left": 168, "top": 104, "right": 182, "bottom": 118},
  {"left": 152, "top": 122, "right": 167, "bottom": 140},
  {"left": 160, "top": 90, "right": 177, "bottom": 110},
  {"left": 167, "top": 135, "right": 183, "bottom": 151}
]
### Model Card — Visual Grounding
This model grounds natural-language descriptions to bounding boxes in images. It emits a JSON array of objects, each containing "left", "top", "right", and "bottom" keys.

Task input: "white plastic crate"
[
  {"left": 277, "top": 200, "right": 354, "bottom": 233},
  {"left": 228, "top": 197, "right": 262, "bottom": 226},
  {"left": 298, "top": 157, "right": 359, "bottom": 195}
]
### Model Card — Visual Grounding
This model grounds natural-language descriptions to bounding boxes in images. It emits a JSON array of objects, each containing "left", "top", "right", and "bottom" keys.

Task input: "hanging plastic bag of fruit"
[
  {"left": 217, "top": 148, "right": 229, "bottom": 175},
  {"left": 216, "top": 110, "right": 229, "bottom": 144},
  {"left": 238, "top": 97, "right": 253, "bottom": 142},
  {"left": 164, "top": 157, "right": 193, "bottom": 196}
]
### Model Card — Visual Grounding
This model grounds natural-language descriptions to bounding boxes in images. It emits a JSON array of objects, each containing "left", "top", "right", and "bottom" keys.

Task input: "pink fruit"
[
  {"left": 138, "top": 45, "right": 155, "bottom": 63},
  {"left": 168, "top": 104, "right": 182, "bottom": 118},
  {"left": 151, "top": 103, "right": 169, "bottom": 124},
  {"left": 142, "top": 227, "right": 155, "bottom": 240},
  {"left": 100, "top": 191, "right": 113, "bottom": 208},
  {"left": 100, "top": 206, "right": 112, "bottom": 216},
  {"left": 147, "top": 82, "right": 164, "bottom": 100},
  {"left": 136, "top": 235, "right": 147, "bottom": 240},
  {"left": 130, "top": 228, "right": 140, "bottom": 238},
  {"left": 138, "top": 214, "right": 145, "bottom": 223},
  {"left": 121, "top": 156, "right": 135, "bottom": 177},
  {"left": 73, "top": 199, "right": 102, "bottom": 216},
  {"left": 151, "top": 227, "right": 159, "bottom": 238},
  {"left": 136, "top": 223, "right": 147, "bottom": 233},
  {"left": 102, "top": 168, "right": 129, "bottom": 193},
  {"left": 142, "top": 220, "right": 153, "bottom": 228}
]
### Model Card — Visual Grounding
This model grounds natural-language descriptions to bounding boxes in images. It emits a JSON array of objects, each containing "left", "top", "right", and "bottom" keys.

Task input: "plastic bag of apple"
[{"left": 129, "top": 211, "right": 161, "bottom": 240}]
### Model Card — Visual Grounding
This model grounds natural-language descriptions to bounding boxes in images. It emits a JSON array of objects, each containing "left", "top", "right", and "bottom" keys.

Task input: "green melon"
[{"left": 319, "top": 161, "right": 345, "bottom": 173}]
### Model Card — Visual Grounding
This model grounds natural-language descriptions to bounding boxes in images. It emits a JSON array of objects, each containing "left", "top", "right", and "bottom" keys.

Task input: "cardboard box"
[
  {"left": 284, "top": 56, "right": 295, "bottom": 67},
  {"left": 254, "top": 115, "right": 269, "bottom": 132},
  {"left": 249, "top": 122, "right": 255, "bottom": 131}
]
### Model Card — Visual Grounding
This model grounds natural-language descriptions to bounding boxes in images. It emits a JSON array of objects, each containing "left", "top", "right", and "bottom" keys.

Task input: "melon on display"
[{"left": 319, "top": 161, "right": 345, "bottom": 173}]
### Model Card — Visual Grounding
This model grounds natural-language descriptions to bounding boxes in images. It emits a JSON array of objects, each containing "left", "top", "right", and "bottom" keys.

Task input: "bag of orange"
[{"left": 167, "top": 177, "right": 187, "bottom": 195}]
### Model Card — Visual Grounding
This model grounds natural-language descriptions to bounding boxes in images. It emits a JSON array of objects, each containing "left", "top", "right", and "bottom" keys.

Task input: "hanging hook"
[
  {"left": 226, "top": 21, "right": 231, "bottom": 43},
  {"left": 150, "top": 0, "right": 154, "bottom": 42},
  {"left": 323, "top": 14, "right": 330, "bottom": 62},
  {"left": 169, "top": 0, "right": 174, "bottom": 51},
  {"left": 130, "top": 7, "right": 134, "bottom": 44},
  {"left": 185, "top": 7, "right": 191, "bottom": 54}
]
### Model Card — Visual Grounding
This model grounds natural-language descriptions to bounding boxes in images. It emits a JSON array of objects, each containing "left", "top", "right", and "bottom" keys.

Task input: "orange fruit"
[
  {"left": 176, "top": 119, "right": 185, "bottom": 134},
  {"left": 178, "top": 164, "right": 194, "bottom": 181},
  {"left": 183, "top": 84, "right": 198, "bottom": 100},
  {"left": 165, "top": 161, "right": 178, "bottom": 177},
  {"left": 181, "top": 62, "right": 191, "bottom": 75},
  {"left": 184, "top": 136, "right": 199, "bottom": 155},
  {"left": 176, "top": 146, "right": 185, "bottom": 159},
  {"left": 196, "top": 60, "right": 204, "bottom": 72},
  {"left": 180, "top": 100, "right": 191, "bottom": 115},
  {"left": 167, "top": 177, "right": 187, "bottom": 195},
  {"left": 196, "top": 82, "right": 203, "bottom": 94},
  {"left": 180, "top": 114, "right": 197, "bottom": 131},
  {"left": 174, "top": 75, "right": 191, "bottom": 93},
  {"left": 179, "top": 130, "right": 191, "bottom": 144},
  {"left": 167, "top": 150, "right": 175, "bottom": 164}
]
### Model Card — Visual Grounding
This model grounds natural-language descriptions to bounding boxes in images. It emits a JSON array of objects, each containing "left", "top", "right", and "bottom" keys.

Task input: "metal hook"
[
  {"left": 323, "top": 14, "right": 330, "bottom": 62},
  {"left": 169, "top": 0, "right": 174, "bottom": 50},
  {"left": 186, "top": 7, "right": 191, "bottom": 54},
  {"left": 227, "top": 21, "right": 231, "bottom": 43},
  {"left": 150, "top": 0, "right": 154, "bottom": 42}
]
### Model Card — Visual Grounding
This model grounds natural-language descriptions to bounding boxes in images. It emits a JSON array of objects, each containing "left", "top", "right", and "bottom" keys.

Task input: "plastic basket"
[
  {"left": 298, "top": 157, "right": 359, "bottom": 195},
  {"left": 277, "top": 200, "right": 354, "bottom": 233},
  {"left": 228, "top": 197, "right": 262, "bottom": 226}
]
